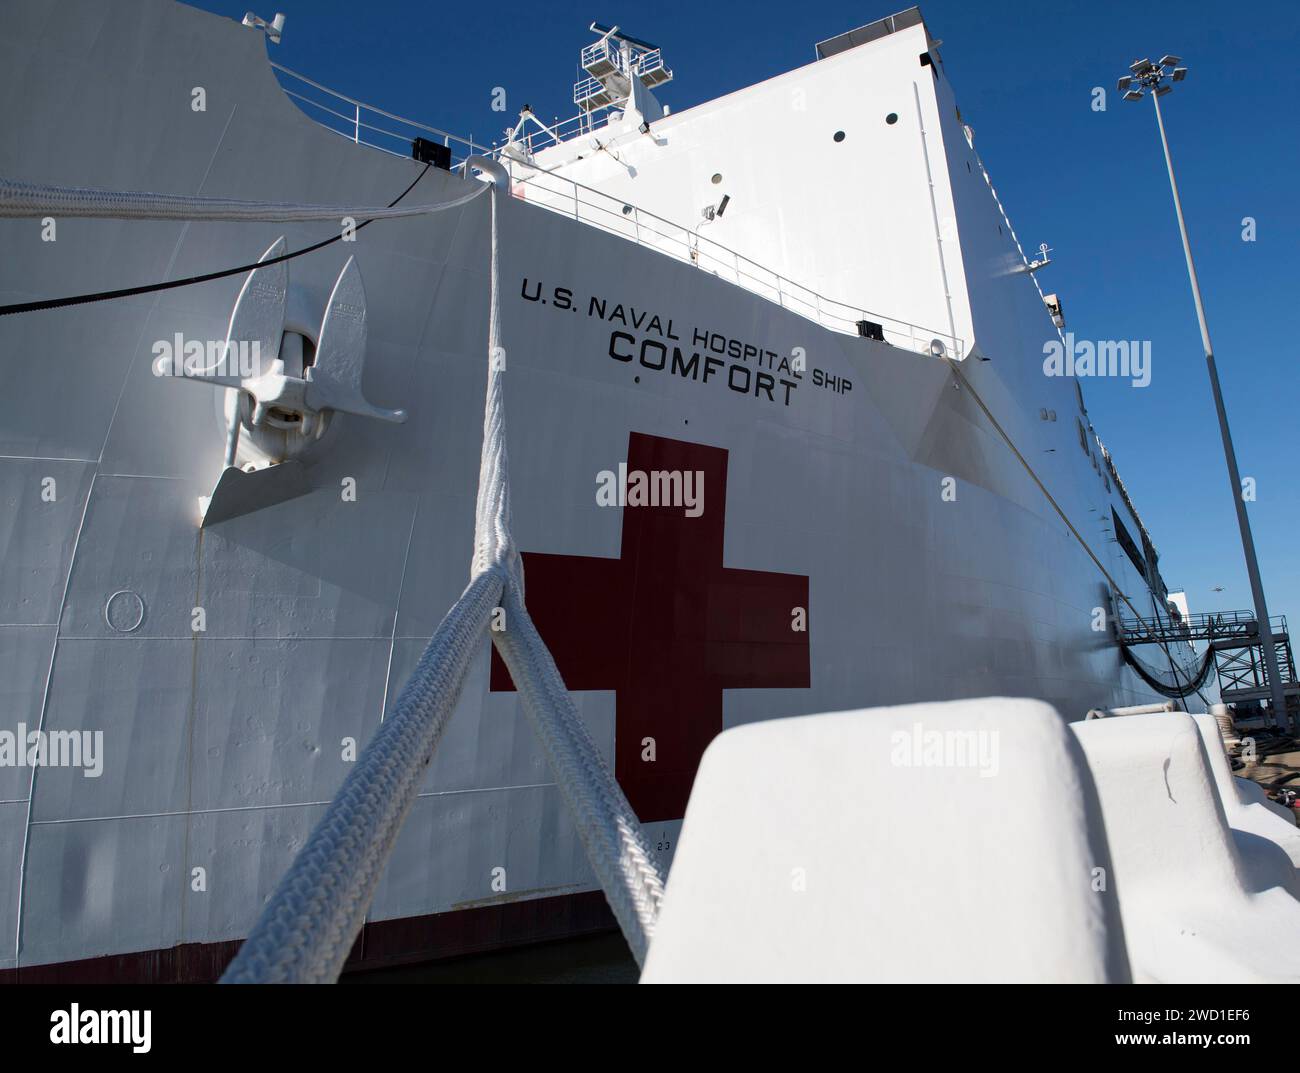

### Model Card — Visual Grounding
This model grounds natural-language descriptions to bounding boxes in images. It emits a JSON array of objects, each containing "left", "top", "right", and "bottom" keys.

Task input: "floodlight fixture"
[{"left": 241, "top": 11, "right": 285, "bottom": 44}]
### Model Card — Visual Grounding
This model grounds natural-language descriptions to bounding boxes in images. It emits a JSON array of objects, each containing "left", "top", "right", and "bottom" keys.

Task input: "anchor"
[{"left": 154, "top": 237, "right": 407, "bottom": 525}]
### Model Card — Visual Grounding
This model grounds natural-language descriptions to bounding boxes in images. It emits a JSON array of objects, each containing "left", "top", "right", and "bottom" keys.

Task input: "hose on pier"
[{"left": 220, "top": 178, "right": 663, "bottom": 983}]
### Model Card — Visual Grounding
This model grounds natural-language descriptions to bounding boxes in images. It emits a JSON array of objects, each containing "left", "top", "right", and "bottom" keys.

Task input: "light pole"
[{"left": 1119, "top": 56, "right": 1290, "bottom": 729}]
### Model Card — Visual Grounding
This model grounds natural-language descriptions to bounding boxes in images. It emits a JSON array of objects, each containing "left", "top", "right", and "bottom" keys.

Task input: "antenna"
[
  {"left": 1024, "top": 242, "right": 1053, "bottom": 273},
  {"left": 574, "top": 24, "right": 672, "bottom": 115}
]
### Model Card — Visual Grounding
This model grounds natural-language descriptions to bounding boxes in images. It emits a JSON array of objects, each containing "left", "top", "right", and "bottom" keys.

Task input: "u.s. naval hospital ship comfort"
[{"left": 0, "top": 2, "right": 1212, "bottom": 980}]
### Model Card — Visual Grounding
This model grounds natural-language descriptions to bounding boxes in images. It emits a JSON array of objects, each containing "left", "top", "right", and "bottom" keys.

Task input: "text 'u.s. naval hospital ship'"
[{"left": 1, "top": 1, "right": 1253, "bottom": 982}]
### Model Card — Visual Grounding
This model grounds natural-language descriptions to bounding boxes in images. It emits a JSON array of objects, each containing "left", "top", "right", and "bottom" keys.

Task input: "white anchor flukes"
[
  {"left": 153, "top": 236, "right": 407, "bottom": 433},
  {"left": 154, "top": 237, "right": 407, "bottom": 526}
]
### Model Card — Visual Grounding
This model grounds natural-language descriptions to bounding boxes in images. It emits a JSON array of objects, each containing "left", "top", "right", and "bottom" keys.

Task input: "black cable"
[
  {"left": 1120, "top": 642, "right": 1217, "bottom": 699},
  {"left": 0, "top": 164, "right": 432, "bottom": 317},
  {"left": 1147, "top": 591, "right": 1211, "bottom": 708},
  {"left": 942, "top": 356, "right": 1216, "bottom": 707}
]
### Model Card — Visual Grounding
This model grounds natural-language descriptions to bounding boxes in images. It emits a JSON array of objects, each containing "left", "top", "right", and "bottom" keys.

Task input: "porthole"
[
  {"left": 833, "top": 130, "right": 846, "bottom": 142},
  {"left": 711, "top": 173, "right": 722, "bottom": 184},
  {"left": 886, "top": 112, "right": 899, "bottom": 125}
]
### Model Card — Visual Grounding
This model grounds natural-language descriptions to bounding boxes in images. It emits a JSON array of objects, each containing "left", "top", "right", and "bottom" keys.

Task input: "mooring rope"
[
  {"left": 0, "top": 166, "right": 490, "bottom": 316},
  {"left": 220, "top": 176, "right": 663, "bottom": 983},
  {"left": 0, "top": 173, "right": 485, "bottom": 222},
  {"left": 219, "top": 568, "right": 506, "bottom": 983}
]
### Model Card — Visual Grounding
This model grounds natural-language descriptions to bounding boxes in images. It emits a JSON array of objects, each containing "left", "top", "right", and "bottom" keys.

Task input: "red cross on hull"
[{"left": 490, "top": 432, "right": 810, "bottom": 822}]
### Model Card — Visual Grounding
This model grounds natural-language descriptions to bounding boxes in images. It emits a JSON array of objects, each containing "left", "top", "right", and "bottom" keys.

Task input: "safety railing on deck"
[
  {"left": 513, "top": 109, "right": 620, "bottom": 154},
  {"left": 580, "top": 37, "right": 626, "bottom": 74},
  {"left": 272, "top": 61, "right": 620, "bottom": 176},
  {"left": 511, "top": 165, "right": 964, "bottom": 356},
  {"left": 638, "top": 50, "right": 668, "bottom": 79},
  {"left": 269, "top": 62, "right": 962, "bottom": 356},
  {"left": 1118, "top": 609, "right": 1288, "bottom": 646},
  {"left": 269, "top": 62, "right": 490, "bottom": 166}
]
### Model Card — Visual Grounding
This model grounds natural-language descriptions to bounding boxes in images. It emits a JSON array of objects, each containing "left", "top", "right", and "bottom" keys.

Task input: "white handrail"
[
  {"left": 268, "top": 61, "right": 963, "bottom": 356},
  {"left": 270, "top": 62, "right": 488, "bottom": 162},
  {"left": 511, "top": 165, "right": 964, "bottom": 357}
]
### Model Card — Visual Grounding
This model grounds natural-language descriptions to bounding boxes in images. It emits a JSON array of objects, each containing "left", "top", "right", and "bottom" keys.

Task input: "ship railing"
[
  {"left": 265, "top": 64, "right": 960, "bottom": 354},
  {"left": 1117, "top": 609, "right": 1288, "bottom": 646},
  {"left": 637, "top": 50, "right": 667, "bottom": 79},
  {"left": 581, "top": 38, "right": 627, "bottom": 75},
  {"left": 269, "top": 62, "right": 490, "bottom": 165},
  {"left": 516, "top": 109, "right": 618, "bottom": 154},
  {"left": 573, "top": 76, "right": 612, "bottom": 107},
  {"left": 270, "top": 59, "right": 622, "bottom": 170},
  {"left": 511, "top": 166, "right": 964, "bottom": 357}
]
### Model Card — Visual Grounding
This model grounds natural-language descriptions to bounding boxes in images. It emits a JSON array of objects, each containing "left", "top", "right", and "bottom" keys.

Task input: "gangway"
[{"left": 1118, "top": 609, "right": 1300, "bottom": 722}]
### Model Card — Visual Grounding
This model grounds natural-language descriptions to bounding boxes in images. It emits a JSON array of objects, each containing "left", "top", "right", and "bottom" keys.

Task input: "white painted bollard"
[
  {"left": 641, "top": 697, "right": 1129, "bottom": 983},
  {"left": 1071, "top": 713, "right": 1300, "bottom": 983},
  {"left": 1190, "top": 713, "right": 1300, "bottom": 891}
]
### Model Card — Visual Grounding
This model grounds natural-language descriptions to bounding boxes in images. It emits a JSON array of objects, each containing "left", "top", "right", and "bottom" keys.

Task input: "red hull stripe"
[{"left": 0, "top": 891, "right": 616, "bottom": 984}]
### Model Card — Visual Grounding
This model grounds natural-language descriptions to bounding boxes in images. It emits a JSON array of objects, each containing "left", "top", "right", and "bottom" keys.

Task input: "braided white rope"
[
  {"left": 493, "top": 584, "right": 665, "bottom": 963},
  {"left": 222, "top": 180, "right": 664, "bottom": 983},
  {"left": 478, "top": 185, "right": 664, "bottom": 958},
  {"left": 0, "top": 175, "right": 486, "bottom": 221},
  {"left": 219, "top": 568, "right": 504, "bottom": 983},
  {"left": 470, "top": 185, "right": 522, "bottom": 589}
]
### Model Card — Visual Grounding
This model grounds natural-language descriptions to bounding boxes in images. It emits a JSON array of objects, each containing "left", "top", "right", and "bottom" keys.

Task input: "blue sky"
[{"left": 193, "top": 0, "right": 1299, "bottom": 628}]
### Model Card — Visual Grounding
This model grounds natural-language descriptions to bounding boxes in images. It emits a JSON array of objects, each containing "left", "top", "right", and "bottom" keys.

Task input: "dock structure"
[{"left": 1119, "top": 610, "right": 1300, "bottom": 726}]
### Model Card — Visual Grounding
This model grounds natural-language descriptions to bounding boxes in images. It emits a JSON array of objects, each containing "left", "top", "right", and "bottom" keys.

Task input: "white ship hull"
[{"left": 0, "top": 1, "right": 1201, "bottom": 979}]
